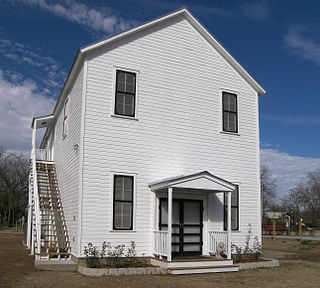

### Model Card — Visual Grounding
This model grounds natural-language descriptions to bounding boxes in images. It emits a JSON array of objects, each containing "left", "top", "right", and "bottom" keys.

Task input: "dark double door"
[{"left": 159, "top": 199, "right": 203, "bottom": 258}]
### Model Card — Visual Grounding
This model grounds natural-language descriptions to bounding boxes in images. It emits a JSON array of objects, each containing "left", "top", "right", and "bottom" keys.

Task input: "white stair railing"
[
  {"left": 153, "top": 230, "right": 168, "bottom": 258},
  {"left": 30, "top": 124, "right": 42, "bottom": 259},
  {"left": 208, "top": 231, "right": 229, "bottom": 258},
  {"left": 32, "top": 152, "right": 42, "bottom": 259}
]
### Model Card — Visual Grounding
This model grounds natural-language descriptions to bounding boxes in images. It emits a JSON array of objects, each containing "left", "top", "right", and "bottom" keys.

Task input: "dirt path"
[{"left": 1, "top": 232, "right": 320, "bottom": 288}]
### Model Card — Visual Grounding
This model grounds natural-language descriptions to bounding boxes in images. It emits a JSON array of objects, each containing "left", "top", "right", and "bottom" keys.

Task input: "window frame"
[
  {"left": 112, "top": 174, "right": 135, "bottom": 231},
  {"left": 113, "top": 69, "right": 138, "bottom": 118},
  {"left": 223, "top": 185, "right": 239, "bottom": 231},
  {"left": 62, "top": 96, "right": 69, "bottom": 139},
  {"left": 222, "top": 91, "right": 238, "bottom": 134}
]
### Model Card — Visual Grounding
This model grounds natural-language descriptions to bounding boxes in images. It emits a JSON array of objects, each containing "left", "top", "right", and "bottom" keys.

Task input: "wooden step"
[
  {"left": 41, "top": 246, "right": 71, "bottom": 249},
  {"left": 41, "top": 234, "right": 69, "bottom": 238},
  {"left": 41, "top": 240, "right": 70, "bottom": 243},
  {"left": 36, "top": 252, "right": 70, "bottom": 256}
]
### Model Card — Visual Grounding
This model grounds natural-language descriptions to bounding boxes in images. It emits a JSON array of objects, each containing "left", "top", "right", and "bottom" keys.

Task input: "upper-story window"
[
  {"left": 222, "top": 92, "right": 238, "bottom": 133},
  {"left": 113, "top": 175, "right": 134, "bottom": 230},
  {"left": 115, "top": 70, "right": 136, "bottom": 117},
  {"left": 62, "top": 96, "right": 69, "bottom": 138}
]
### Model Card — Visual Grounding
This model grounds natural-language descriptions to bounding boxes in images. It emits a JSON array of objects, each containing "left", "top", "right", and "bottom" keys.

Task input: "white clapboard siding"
[
  {"left": 79, "top": 15, "right": 261, "bottom": 256},
  {"left": 48, "top": 66, "right": 84, "bottom": 256}
]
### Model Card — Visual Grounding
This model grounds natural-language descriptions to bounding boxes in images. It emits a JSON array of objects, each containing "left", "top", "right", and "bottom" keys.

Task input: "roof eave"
[{"left": 40, "top": 50, "right": 84, "bottom": 148}]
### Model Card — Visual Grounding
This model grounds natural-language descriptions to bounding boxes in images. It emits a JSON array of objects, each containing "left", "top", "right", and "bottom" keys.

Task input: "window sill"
[
  {"left": 220, "top": 131, "right": 240, "bottom": 136},
  {"left": 111, "top": 114, "right": 139, "bottom": 121}
]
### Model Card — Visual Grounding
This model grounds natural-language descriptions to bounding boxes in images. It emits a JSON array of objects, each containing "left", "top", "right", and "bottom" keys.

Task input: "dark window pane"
[
  {"left": 229, "top": 94, "right": 237, "bottom": 112},
  {"left": 113, "top": 175, "right": 134, "bottom": 230},
  {"left": 224, "top": 186, "right": 239, "bottom": 230},
  {"left": 222, "top": 92, "right": 237, "bottom": 133},
  {"left": 231, "top": 187, "right": 238, "bottom": 206},
  {"left": 115, "top": 176, "right": 133, "bottom": 201},
  {"left": 125, "top": 73, "right": 135, "bottom": 93},
  {"left": 114, "top": 202, "right": 132, "bottom": 229},
  {"left": 115, "top": 70, "right": 136, "bottom": 117},
  {"left": 223, "top": 94, "right": 230, "bottom": 111},
  {"left": 231, "top": 208, "right": 238, "bottom": 230}
]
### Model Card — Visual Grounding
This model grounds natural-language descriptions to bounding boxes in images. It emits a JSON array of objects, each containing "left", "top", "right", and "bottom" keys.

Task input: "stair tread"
[{"left": 36, "top": 252, "right": 70, "bottom": 255}]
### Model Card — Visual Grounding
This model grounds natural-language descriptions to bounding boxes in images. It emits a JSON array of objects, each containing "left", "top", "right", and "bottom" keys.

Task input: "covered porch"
[{"left": 149, "top": 171, "right": 236, "bottom": 262}]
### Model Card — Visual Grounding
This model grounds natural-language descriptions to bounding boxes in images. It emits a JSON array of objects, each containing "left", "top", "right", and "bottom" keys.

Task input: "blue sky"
[{"left": 0, "top": 0, "right": 319, "bottom": 197}]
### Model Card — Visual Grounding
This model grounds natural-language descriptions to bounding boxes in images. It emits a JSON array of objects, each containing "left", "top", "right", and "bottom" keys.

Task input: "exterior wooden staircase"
[{"left": 31, "top": 161, "right": 71, "bottom": 260}]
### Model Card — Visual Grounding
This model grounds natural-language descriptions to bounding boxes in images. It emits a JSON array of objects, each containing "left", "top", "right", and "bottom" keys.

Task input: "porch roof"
[
  {"left": 148, "top": 171, "right": 236, "bottom": 192},
  {"left": 31, "top": 114, "right": 54, "bottom": 129}
]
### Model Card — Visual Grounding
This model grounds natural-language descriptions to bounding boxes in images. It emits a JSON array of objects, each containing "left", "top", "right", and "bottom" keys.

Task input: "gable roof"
[
  {"left": 148, "top": 171, "right": 236, "bottom": 192},
  {"left": 40, "top": 8, "right": 265, "bottom": 147},
  {"left": 81, "top": 8, "right": 265, "bottom": 95}
]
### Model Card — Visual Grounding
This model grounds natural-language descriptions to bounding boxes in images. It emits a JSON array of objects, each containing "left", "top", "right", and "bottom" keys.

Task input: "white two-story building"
[{"left": 28, "top": 8, "right": 265, "bottom": 274}]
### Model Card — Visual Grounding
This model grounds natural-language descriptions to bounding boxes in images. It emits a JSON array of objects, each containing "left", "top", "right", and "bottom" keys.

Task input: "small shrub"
[
  {"left": 231, "top": 243, "right": 243, "bottom": 262},
  {"left": 84, "top": 242, "right": 100, "bottom": 268},
  {"left": 125, "top": 241, "right": 139, "bottom": 266},
  {"left": 107, "top": 244, "right": 126, "bottom": 267},
  {"left": 231, "top": 224, "right": 262, "bottom": 262},
  {"left": 253, "top": 236, "right": 262, "bottom": 260}
]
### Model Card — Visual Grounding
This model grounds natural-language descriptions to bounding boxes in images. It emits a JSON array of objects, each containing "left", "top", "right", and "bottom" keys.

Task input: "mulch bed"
[{"left": 234, "top": 259, "right": 269, "bottom": 264}]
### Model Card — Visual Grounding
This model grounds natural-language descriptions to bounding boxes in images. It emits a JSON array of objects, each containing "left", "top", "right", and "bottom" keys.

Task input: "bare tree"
[
  {"left": 282, "top": 184, "right": 304, "bottom": 216},
  {"left": 260, "top": 165, "right": 277, "bottom": 213},
  {"left": 0, "top": 146, "right": 29, "bottom": 226},
  {"left": 282, "top": 170, "right": 320, "bottom": 225}
]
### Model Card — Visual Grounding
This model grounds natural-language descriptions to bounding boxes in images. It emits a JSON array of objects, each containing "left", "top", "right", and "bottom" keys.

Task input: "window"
[
  {"left": 115, "top": 70, "right": 136, "bottom": 117},
  {"left": 62, "top": 96, "right": 69, "bottom": 138},
  {"left": 224, "top": 185, "right": 239, "bottom": 230},
  {"left": 113, "top": 175, "right": 134, "bottom": 230},
  {"left": 222, "top": 92, "right": 238, "bottom": 133}
]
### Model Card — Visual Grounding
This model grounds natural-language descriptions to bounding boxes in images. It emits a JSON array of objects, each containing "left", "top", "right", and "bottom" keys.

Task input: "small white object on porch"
[{"left": 149, "top": 171, "right": 236, "bottom": 261}]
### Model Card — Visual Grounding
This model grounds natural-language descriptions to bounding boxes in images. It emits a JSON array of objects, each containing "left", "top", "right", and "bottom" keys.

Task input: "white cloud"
[
  {"left": 261, "top": 114, "right": 320, "bottom": 125},
  {"left": 0, "top": 70, "right": 55, "bottom": 152},
  {"left": 261, "top": 149, "right": 320, "bottom": 198},
  {"left": 284, "top": 27, "right": 320, "bottom": 66},
  {"left": 241, "top": 1, "right": 270, "bottom": 21},
  {"left": 0, "top": 37, "right": 66, "bottom": 94},
  {"left": 22, "top": 0, "right": 132, "bottom": 34}
]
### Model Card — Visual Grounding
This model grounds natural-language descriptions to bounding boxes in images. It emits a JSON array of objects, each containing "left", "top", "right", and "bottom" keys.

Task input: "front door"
[{"left": 159, "top": 199, "right": 203, "bottom": 258}]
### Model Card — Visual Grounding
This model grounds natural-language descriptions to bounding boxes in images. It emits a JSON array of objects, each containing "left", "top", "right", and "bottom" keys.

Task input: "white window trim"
[
  {"left": 110, "top": 172, "right": 137, "bottom": 232},
  {"left": 111, "top": 66, "right": 140, "bottom": 120},
  {"left": 62, "top": 96, "right": 69, "bottom": 139},
  {"left": 219, "top": 88, "right": 240, "bottom": 135}
]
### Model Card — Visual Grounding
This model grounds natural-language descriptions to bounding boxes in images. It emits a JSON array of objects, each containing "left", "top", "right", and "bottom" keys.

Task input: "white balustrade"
[
  {"left": 208, "top": 231, "right": 229, "bottom": 257},
  {"left": 153, "top": 230, "right": 168, "bottom": 257}
]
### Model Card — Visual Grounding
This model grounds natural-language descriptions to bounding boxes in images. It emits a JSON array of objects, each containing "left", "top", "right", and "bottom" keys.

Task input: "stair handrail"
[{"left": 31, "top": 124, "right": 41, "bottom": 258}]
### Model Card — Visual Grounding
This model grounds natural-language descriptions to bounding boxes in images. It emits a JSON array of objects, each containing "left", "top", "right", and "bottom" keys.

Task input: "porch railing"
[
  {"left": 36, "top": 149, "right": 49, "bottom": 161},
  {"left": 153, "top": 230, "right": 168, "bottom": 257},
  {"left": 31, "top": 148, "right": 41, "bottom": 258},
  {"left": 208, "top": 231, "right": 229, "bottom": 256}
]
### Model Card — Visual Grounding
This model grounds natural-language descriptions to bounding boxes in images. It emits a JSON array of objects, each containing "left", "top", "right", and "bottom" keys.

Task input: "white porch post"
[
  {"left": 167, "top": 187, "right": 173, "bottom": 261},
  {"left": 29, "top": 123, "right": 37, "bottom": 254},
  {"left": 227, "top": 191, "right": 232, "bottom": 259}
]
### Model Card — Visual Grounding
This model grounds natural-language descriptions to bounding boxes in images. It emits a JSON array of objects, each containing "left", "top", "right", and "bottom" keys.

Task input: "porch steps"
[
  {"left": 31, "top": 161, "right": 71, "bottom": 261},
  {"left": 150, "top": 258, "right": 238, "bottom": 275}
]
